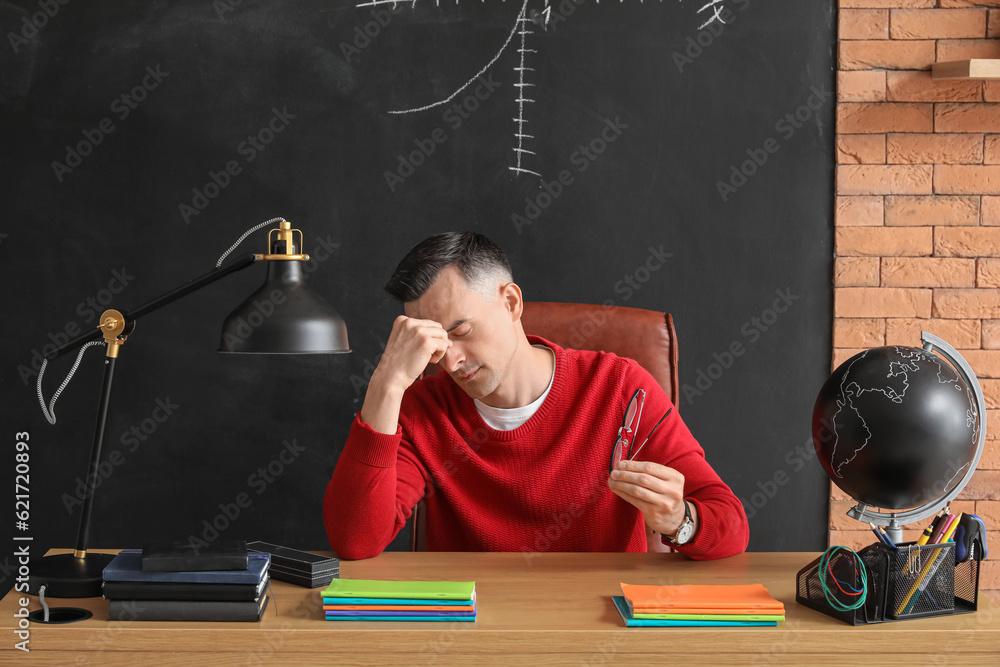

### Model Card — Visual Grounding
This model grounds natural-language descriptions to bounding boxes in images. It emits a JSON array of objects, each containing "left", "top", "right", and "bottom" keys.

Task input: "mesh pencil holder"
[
  {"left": 886, "top": 542, "right": 955, "bottom": 619},
  {"left": 796, "top": 541, "right": 979, "bottom": 626}
]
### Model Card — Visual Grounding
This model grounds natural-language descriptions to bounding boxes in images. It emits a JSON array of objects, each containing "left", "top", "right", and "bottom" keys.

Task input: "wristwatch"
[{"left": 662, "top": 500, "right": 696, "bottom": 546}]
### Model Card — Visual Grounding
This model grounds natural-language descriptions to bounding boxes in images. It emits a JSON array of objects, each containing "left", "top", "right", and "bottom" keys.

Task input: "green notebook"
[{"left": 322, "top": 579, "right": 476, "bottom": 601}]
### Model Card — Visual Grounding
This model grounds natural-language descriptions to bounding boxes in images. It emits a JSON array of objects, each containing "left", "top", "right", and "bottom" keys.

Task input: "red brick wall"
[{"left": 835, "top": 0, "right": 999, "bottom": 604}]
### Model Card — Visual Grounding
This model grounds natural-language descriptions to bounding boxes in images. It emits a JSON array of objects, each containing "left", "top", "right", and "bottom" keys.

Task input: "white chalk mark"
[
  {"left": 386, "top": 0, "right": 530, "bottom": 114},
  {"left": 368, "top": 0, "right": 707, "bottom": 178},
  {"left": 356, "top": 0, "right": 419, "bottom": 6},
  {"left": 697, "top": 0, "right": 728, "bottom": 29},
  {"left": 510, "top": 0, "right": 538, "bottom": 177}
]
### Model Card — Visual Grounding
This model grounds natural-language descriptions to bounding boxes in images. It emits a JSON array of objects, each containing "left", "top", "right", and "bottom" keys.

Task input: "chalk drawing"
[{"left": 354, "top": 0, "right": 724, "bottom": 177}]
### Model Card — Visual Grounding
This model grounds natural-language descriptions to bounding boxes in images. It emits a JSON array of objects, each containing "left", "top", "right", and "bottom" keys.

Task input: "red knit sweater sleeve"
[
  {"left": 622, "top": 360, "right": 750, "bottom": 560},
  {"left": 323, "top": 414, "right": 427, "bottom": 559}
]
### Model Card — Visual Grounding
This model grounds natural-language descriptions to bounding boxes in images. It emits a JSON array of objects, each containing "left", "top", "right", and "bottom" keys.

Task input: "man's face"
[{"left": 404, "top": 266, "right": 517, "bottom": 402}]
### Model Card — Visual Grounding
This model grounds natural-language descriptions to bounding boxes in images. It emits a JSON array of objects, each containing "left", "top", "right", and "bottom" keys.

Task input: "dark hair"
[{"left": 385, "top": 232, "right": 513, "bottom": 303}]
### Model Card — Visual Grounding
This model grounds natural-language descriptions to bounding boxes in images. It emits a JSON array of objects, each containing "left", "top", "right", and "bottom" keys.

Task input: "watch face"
[{"left": 675, "top": 521, "right": 695, "bottom": 545}]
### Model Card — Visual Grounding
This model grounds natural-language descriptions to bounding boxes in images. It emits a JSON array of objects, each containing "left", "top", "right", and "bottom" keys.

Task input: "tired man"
[{"left": 324, "top": 232, "right": 748, "bottom": 559}]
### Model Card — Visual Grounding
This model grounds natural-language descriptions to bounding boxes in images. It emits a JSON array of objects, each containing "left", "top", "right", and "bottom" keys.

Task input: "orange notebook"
[
  {"left": 322, "top": 604, "right": 476, "bottom": 612},
  {"left": 620, "top": 583, "right": 785, "bottom": 612},
  {"left": 627, "top": 606, "right": 784, "bottom": 616}
]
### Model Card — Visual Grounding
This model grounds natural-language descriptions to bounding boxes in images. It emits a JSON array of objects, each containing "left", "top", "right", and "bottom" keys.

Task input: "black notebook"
[
  {"left": 107, "top": 595, "right": 269, "bottom": 622},
  {"left": 141, "top": 540, "right": 248, "bottom": 572},
  {"left": 102, "top": 576, "right": 268, "bottom": 602}
]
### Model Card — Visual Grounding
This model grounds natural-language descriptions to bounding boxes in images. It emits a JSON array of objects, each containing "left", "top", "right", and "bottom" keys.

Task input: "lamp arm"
[{"left": 46, "top": 252, "right": 259, "bottom": 360}]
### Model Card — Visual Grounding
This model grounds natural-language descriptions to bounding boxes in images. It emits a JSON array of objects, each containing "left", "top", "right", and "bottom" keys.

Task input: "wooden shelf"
[{"left": 932, "top": 59, "right": 1000, "bottom": 79}]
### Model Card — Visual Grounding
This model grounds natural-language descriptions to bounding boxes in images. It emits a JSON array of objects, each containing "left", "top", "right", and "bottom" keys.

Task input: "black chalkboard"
[{"left": 1, "top": 0, "right": 834, "bottom": 586}]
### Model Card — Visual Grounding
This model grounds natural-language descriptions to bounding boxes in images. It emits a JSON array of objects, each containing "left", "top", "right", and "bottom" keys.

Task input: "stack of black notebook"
[
  {"left": 102, "top": 541, "right": 270, "bottom": 621},
  {"left": 247, "top": 540, "right": 339, "bottom": 588}
]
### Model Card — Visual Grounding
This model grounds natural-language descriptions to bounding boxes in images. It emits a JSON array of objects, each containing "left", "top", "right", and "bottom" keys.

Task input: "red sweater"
[{"left": 324, "top": 337, "right": 748, "bottom": 560}]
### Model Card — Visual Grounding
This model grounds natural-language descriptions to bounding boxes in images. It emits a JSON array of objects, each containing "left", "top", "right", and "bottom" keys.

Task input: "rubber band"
[{"left": 818, "top": 546, "right": 868, "bottom": 611}]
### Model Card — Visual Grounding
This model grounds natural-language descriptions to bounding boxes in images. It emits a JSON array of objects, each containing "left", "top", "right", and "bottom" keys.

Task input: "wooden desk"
[{"left": 2, "top": 550, "right": 999, "bottom": 665}]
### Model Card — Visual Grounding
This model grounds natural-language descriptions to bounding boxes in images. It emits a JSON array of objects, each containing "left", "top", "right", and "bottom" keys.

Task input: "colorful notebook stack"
[
  {"left": 614, "top": 583, "right": 785, "bottom": 627},
  {"left": 102, "top": 544, "right": 270, "bottom": 622},
  {"left": 322, "top": 579, "right": 477, "bottom": 622}
]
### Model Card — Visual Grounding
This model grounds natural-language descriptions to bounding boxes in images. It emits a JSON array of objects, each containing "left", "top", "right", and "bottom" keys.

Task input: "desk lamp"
[{"left": 29, "top": 219, "right": 349, "bottom": 601}]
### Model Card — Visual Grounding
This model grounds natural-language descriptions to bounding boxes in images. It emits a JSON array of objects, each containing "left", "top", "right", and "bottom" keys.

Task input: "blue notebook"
[
  {"left": 103, "top": 550, "right": 269, "bottom": 585},
  {"left": 612, "top": 597, "right": 776, "bottom": 627}
]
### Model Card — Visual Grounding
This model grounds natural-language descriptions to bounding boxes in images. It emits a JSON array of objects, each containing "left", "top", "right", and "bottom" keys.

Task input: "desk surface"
[{"left": 2, "top": 550, "right": 998, "bottom": 666}]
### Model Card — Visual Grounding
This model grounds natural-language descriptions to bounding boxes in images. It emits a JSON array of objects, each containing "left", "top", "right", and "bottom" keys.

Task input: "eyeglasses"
[{"left": 609, "top": 388, "right": 671, "bottom": 474}]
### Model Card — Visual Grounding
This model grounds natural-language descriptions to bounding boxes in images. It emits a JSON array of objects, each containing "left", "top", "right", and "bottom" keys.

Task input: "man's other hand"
[{"left": 608, "top": 460, "right": 698, "bottom": 539}]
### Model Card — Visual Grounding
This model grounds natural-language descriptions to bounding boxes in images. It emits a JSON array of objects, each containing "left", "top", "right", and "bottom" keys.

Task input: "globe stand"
[{"left": 845, "top": 332, "right": 987, "bottom": 540}]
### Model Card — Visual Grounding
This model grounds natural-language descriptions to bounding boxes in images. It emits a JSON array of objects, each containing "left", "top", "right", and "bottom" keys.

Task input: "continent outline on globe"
[{"left": 813, "top": 345, "right": 980, "bottom": 511}]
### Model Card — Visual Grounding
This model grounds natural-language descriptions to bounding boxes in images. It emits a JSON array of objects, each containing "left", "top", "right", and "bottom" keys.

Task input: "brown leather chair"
[{"left": 409, "top": 301, "right": 680, "bottom": 553}]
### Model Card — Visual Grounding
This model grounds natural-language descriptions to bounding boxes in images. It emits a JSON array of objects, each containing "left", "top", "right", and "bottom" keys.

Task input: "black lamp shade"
[{"left": 219, "top": 258, "right": 350, "bottom": 353}]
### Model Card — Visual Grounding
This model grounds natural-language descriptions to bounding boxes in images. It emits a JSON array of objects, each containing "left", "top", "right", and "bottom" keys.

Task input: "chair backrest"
[
  {"left": 519, "top": 302, "right": 679, "bottom": 403},
  {"left": 410, "top": 302, "right": 680, "bottom": 552}
]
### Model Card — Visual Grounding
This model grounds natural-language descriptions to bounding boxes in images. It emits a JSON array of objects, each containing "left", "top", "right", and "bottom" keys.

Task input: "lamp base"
[{"left": 28, "top": 552, "right": 115, "bottom": 598}]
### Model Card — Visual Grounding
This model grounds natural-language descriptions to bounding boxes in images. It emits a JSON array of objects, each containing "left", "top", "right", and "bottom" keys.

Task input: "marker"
[
  {"left": 940, "top": 513, "right": 962, "bottom": 544},
  {"left": 929, "top": 513, "right": 954, "bottom": 545},
  {"left": 935, "top": 514, "right": 958, "bottom": 544},
  {"left": 916, "top": 513, "right": 943, "bottom": 546}
]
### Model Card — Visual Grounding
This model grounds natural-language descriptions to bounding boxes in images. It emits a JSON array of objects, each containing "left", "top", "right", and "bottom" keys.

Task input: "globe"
[{"left": 812, "top": 345, "right": 981, "bottom": 511}]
